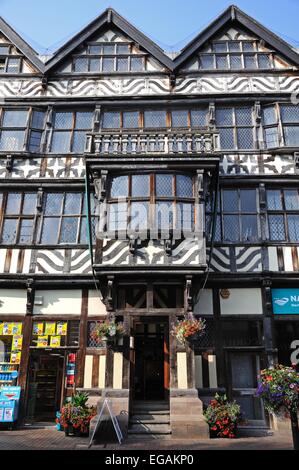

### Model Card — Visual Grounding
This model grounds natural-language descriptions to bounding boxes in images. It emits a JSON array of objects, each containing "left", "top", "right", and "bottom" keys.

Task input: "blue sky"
[{"left": 1, "top": 0, "right": 299, "bottom": 54}]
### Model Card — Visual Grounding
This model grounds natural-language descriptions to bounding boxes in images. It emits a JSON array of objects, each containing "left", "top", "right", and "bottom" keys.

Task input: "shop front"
[{"left": 24, "top": 319, "right": 79, "bottom": 423}]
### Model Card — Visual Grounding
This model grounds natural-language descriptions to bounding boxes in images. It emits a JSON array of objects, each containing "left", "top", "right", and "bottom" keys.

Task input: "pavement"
[{"left": 0, "top": 425, "right": 295, "bottom": 450}]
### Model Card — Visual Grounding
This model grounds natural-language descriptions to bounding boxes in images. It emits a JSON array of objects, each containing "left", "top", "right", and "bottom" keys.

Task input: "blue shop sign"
[{"left": 272, "top": 289, "right": 299, "bottom": 314}]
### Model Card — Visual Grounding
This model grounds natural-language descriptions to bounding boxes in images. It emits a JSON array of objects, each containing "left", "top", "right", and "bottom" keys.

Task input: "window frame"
[
  {"left": 215, "top": 106, "right": 255, "bottom": 151},
  {"left": 0, "top": 191, "right": 37, "bottom": 245},
  {"left": 106, "top": 172, "right": 197, "bottom": 238},
  {"left": 266, "top": 188, "right": 299, "bottom": 243},
  {"left": 49, "top": 110, "right": 94, "bottom": 154}
]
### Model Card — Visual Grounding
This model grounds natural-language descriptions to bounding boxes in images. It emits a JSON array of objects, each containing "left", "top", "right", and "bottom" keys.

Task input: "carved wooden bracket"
[
  {"left": 254, "top": 101, "right": 262, "bottom": 124},
  {"left": 37, "top": 187, "right": 44, "bottom": 212},
  {"left": 94, "top": 170, "right": 108, "bottom": 203},
  {"left": 5, "top": 155, "right": 13, "bottom": 172},
  {"left": 208, "top": 103, "right": 216, "bottom": 126},
  {"left": 106, "top": 276, "right": 114, "bottom": 311},
  {"left": 185, "top": 276, "right": 193, "bottom": 312},
  {"left": 165, "top": 238, "right": 172, "bottom": 256},
  {"left": 129, "top": 236, "right": 136, "bottom": 255},
  {"left": 26, "top": 278, "right": 34, "bottom": 315}
]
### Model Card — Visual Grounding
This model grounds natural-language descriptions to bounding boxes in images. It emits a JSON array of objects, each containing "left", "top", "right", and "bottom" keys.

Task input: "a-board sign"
[{"left": 88, "top": 398, "right": 123, "bottom": 448}]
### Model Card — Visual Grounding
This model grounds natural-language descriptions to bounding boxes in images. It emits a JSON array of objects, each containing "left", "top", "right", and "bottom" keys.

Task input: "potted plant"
[
  {"left": 203, "top": 393, "right": 243, "bottom": 438},
  {"left": 256, "top": 364, "right": 299, "bottom": 450},
  {"left": 57, "top": 392, "right": 96, "bottom": 437},
  {"left": 90, "top": 318, "right": 124, "bottom": 344},
  {"left": 171, "top": 313, "right": 206, "bottom": 345}
]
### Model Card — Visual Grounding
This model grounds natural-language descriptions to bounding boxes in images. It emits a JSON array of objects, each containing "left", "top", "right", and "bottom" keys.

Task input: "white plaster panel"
[
  {"left": 83, "top": 355, "right": 93, "bottom": 388},
  {"left": 0, "top": 289, "right": 27, "bottom": 315},
  {"left": 33, "top": 290, "right": 82, "bottom": 315},
  {"left": 194, "top": 289, "right": 213, "bottom": 315},
  {"left": 268, "top": 247, "right": 279, "bottom": 272},
  {"left": 88, "top": 290, "right": 107, "bottom": 317},
  {"left": 220, "top": 288, "right": 263, "bottom": 315},
  {"left": 113, "top": 352, "right": 123, "bottom": 389}
]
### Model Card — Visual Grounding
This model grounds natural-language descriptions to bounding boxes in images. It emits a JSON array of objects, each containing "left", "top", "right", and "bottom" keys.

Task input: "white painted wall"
[
  {"left": 0, "top": 289, "right": 27, "bottom": 315},
  {"left": 33, "top": 290, "right": 82, "bottom": 315},
  {"left": 88, "top": 290, "right": 107, "bottom": 316},
  {"left": 220, "top": 288, "right": 263, "bottom": 315},
  {"left": 194, "top": 289, "right": 213, "bottom": 315}
]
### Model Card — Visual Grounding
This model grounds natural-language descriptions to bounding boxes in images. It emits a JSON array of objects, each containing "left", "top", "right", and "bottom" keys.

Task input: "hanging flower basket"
[
  {"left": 90, "top": 319, "right": 125, "bottom": 344},
  {"left": 171, "top": 314, "right": 206, "bottom": 345}
]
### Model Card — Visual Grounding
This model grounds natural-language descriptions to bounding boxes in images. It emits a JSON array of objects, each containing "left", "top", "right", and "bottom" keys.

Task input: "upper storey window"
[
  {"left": 263, "top": 104, "right": 299, "bottom": 148},
  {"left": 215, "top": 106, "right": 254, "bottom": 150},
  {"left": 60, "top": 42, "right": 147, "bottom": 73},
  {"left": 101, "top": 108, "right": 209, "bottom": 130},
  {"left": 0, "top": 108, "right": 46, "bottom": 152},
  {"left": 107, "top": 173, "right": 196, "bottom": 237},
  {"left": 50, "top": 111, "right": 93, "bottom": 153},
  {"left": 0, "top": 44, "right": 24, "bottom": 74},
  {"left": 186, "top": 40, "right": 274, "bottom": 71}
]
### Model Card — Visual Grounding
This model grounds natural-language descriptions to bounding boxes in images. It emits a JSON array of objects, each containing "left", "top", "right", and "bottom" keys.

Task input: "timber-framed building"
[{"left": 0, "top": 5, "right": 299, "bottom": 438}]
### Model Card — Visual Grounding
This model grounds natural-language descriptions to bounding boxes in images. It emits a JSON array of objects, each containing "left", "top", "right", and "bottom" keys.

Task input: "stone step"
[
  {"left": 237, "top": 426, "right": 273, "bottom": 437},
  {"left": 131, "top": 402, "right": 169, "bottom": 413},
  {"left": 128, "top": 423, "right": 171, "bottom": 434},
  {"left": 130, "top": 414, "right": 170, "bottom": 424},
  {"left": 127, "top": 433, "right": 172, "bottom": 441}
]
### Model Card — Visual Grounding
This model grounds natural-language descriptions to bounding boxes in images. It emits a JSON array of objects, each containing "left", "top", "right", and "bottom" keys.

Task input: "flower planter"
[
  {"left": 209, "top": 423, "right": 237, "bottom": 439},
  {"left": 64, "top": 423, "right": 90, "bottom": 437}
]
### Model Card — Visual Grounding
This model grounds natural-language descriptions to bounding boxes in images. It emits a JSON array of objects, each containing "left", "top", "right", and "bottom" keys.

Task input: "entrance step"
[{"left": 129, "top": 401, "right": 171, "bottom": 440}]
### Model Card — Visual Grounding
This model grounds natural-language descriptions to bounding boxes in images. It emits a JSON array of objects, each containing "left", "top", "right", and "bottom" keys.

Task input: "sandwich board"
[{"left": 88, "top": 398, "right": 123, "bottom": 448}]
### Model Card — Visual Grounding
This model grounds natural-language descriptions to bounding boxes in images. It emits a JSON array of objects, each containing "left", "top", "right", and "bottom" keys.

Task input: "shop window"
[
  {"left": 215, "top": 106, "right": 254, "bottom": 150},
  {"left": 50, "top": 110, "right": 93, "bottom": 153},
  {"left": 31, "top": 320, "right": 79, "bottom": 348},
  {"left": 206, "top": 188, "right": 260, "bottom": 243},
  {"left": 0, "top": 192, "right": 37, "bottom": 244},
  {"left": 0, "top": 322, "right": 23, "bottom": 386},
  {"left": 266, "top": 188, "right": 299, "bottom": 242},
  {"left": 107, "top": 173, "right": 195, "bottom": 237}
]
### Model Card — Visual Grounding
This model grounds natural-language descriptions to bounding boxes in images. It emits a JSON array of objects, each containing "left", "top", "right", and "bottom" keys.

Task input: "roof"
[{"left": 0, "top": 16, "right": 44, "bottom": 72}]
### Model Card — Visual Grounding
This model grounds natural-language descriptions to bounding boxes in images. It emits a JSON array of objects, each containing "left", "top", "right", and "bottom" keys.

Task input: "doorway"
[
  {"left": 227, "top": 352, "right": 265, "bottom": 426},
  {"left": 132, "top": 320, "right": 169, "bottom": 401},
  {"left": 26, "top": 351, "right": 65, "bottom": 422}
]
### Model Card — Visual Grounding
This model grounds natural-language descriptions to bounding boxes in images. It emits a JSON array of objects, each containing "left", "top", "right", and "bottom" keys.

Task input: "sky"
[{"left": 0, "top": 0, "right": 299, "bottom": 54}]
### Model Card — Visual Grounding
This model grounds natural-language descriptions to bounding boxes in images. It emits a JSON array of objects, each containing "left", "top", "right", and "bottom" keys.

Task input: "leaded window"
[
  {"left": 50, "top": 111, "right": 93, "bottom": 153},
  {"left": 0, "top": 44, "right": 24, "bottom": 74},
  {"left": 262, "top": 104, "right": 299, "bottom": 148},
  {"left": 0, "top": 108, "right": 46, "bottom": 153},
  {"left": 61, "top": 42, "right": 147, "bottom": 73},
  {"left": 101, "top": 108, "right": 208, "bottom": 129},
  {"left": 0, "top": 192, "right": 37, "bottom": 244},
  {"left": 266, "top": 188, "right": 299, "bottom": 242},
  {"left": 206, "top": 188, "right": 260, "bottom": 243},
  {"left": 39, "top": 192, "right": 96, "bottom": 245},
  {"left": 186, "top": 41, "right": 274, "bottom": 70},
  {"left": 107, "top": 173, "right": 195, "bottom": 235},
  {"left": 215, "top": 106, "right": 254, "bottom": 150}
]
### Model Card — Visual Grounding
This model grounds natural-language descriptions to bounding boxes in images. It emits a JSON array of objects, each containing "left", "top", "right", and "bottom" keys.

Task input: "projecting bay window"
[
  {"left": 206, "top": 188, "right": 260, "bottom": 243},
  {"left": 39, "top": 192, "right": 96, "bottom": 245},
  {"left": 107, "top": 173, "right": 196, "bottom": 238},
  {"left": 50, "top": 111, "right": 93, "bottom": 153},
  {"left": 215, "top": 106, "right": 255, "bottom": 150},
  {"left": 266, "top": 189, "right": 299, "bottom": 242},
  {"left": 0, "top": 192, "right": 37, "bottom": 244}
]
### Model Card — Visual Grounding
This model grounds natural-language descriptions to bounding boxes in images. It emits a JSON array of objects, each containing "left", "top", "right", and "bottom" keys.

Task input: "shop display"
[
  {"left": 32, "top": 321, "right": 68, "bottom": 348},
  {"left": 0, "top": 322, "right": 22, "bottom": 385},
  {"left": 0, "top": 386, "right": 21, "bottom": 425}
]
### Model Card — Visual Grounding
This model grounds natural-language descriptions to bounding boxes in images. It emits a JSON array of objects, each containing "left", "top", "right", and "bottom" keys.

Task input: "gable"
[
  {"left": 54, "top": 26, "right": 164, "bottom": 74},
  {"left": 45, "top": 9, "right": 172, "bottom": 74},
  {"left": 174, "top": 6, "right": 299, "bottom": 71},
  {"left": 0, "top": 17, "right": 44, "bottom": 73},
  {"left": 181, "top": 25, "right": 293, "bottom": 72},
  {"left": 0, "top": 33, "right": 38, "bottom": 74}
]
